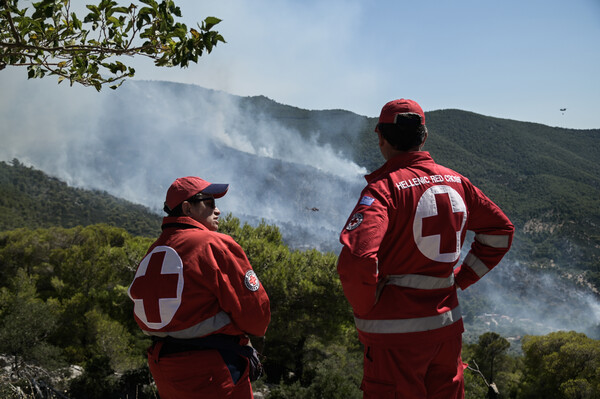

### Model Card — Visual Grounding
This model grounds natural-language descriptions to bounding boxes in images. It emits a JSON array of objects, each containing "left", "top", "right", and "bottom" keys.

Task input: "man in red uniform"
[
  {"left": 337, "top": 99, "right": 514, "bottom": 399},
  {"left": 128, "top": 176, "right": 270, "bottom": 399}
]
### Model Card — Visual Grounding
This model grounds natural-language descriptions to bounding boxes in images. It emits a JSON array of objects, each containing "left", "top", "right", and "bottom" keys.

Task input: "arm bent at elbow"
[{"left": 337, "top": 246, "right": 379, "bottom": 316}]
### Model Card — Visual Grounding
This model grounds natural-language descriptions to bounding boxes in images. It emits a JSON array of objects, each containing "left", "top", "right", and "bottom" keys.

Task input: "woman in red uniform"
[{"left": 129, "top": 176, "right": 271, "bottom": 398}]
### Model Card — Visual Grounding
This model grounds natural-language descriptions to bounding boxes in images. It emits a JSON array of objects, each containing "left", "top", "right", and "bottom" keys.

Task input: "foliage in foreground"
[
  {"left": 0, "top": 0, "right": 225, "bottom": 90},
  {"left": 0, "top": 221, "right": 357, "bottom": 397},
  {"left": 0, "top": 223, "right": 599, "bottom": 398}
]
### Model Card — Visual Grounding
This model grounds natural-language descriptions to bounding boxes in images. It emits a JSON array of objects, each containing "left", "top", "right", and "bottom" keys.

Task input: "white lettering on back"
[{"left": 396, "top": 174, "right": 461, "bottom": 190}]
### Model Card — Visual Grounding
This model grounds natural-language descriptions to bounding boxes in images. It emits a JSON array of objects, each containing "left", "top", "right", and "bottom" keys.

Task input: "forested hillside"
[
  {"left": 2, "top": 79, "right": 598, "bottom": 284},
  {"left": 1, "top": 223, "right": 599, "bottom": 398},
  {"left": 0, "top": 159, "right": 161, "bottom": 237},
  {"left": 1, "top": 159, "right": 599, "bottom": 398},
  {"left": 424, "top": 111, "right": 600, "bottom": 278},
  {"left": 1, "top": 80, "right": 599, "bottom": 398},
  {"left": 0, "top": 221, "right": 360, "bottom": 398},
  {"left": 235, "top": 92, "right": 600, "bottom": 288}
]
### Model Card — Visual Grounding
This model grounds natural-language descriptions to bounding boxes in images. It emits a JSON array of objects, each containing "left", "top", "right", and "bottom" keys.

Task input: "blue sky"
[
  {"left": 0, "top": 0, "right": 598, "bottom": 129},
  {"left": 126, "top": 0, "right": 600, "bottom": 129}
]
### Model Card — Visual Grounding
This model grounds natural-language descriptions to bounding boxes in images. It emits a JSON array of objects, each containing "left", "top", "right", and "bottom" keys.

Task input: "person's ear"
[
  {"left": 182, "top": 201, "right": 192, "bottom": 216},
  {"left": 420, "top": 130, "right": 428, "bottom": 149},
  {"left": 377, "top": 131, "right": 385, "bottom": 148}
]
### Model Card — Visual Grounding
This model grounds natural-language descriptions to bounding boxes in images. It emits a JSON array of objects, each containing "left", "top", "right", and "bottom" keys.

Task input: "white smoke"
[
  {"left": 0, "top": 71, "right": 365, "bottom": 251},
  {"left": 458, "top": 237, "right": 600, "bottom": 342},
  {"left": 2, "top": 70, "right": 598, "bottom": 339}
]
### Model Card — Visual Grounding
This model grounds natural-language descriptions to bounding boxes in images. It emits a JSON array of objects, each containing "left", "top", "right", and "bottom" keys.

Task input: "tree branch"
[
  {"left": 0, "top": 41, "right": 159, "bottom": 57},
  {"left": 0, "top": 1, "right": 224, "bottom": 89},
  {"left": 466, "top": 360, "right": 500, "bottom": 399},
  {"left": 1, "top": 0, "right": 22, "bottom": 45}
]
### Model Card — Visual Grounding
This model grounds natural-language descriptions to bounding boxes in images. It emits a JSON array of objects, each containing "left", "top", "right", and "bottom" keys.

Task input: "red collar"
[
  {"left": 365, "top": 151, "right": 433, "bottom": 183},
  {"left": 161, "top": 216, "right": 208, "bottom": 231}
]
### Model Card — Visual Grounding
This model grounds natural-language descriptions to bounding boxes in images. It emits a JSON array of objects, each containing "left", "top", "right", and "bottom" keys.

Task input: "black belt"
[
  {"left": 152, "top": 334, "right": 241, "bottom": 357},
  {"left": 151, "top": 334, "right": 248, "bottom": 383}
]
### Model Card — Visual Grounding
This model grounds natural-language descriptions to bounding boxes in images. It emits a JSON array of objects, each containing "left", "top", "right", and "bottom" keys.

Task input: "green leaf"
[
  {"left": 1, "top": 0, "right": 223, "bottom": 90},
  {"left": 139, "top": 0, "right": 158, "bottom": 6},
  {"left": 203, "top": 16, "right": 222, "bottom": 31},
  {"left": 107, "top": 16, "right": 122, "bottom": 27},
  {"left": 109, "top": 80, "right": 125, "bottom": 90},
  {"left": 71, "top": 12, "right": 82, "bottom": 30},
  {"left": 85, "top": 5, "right": 99, "bottom": 14},
  {"left": 112, "top": 7, "right": 130, "bottom": 14},
  {"left": 83, "top": 11, "right": 100, "bottom": 24}
]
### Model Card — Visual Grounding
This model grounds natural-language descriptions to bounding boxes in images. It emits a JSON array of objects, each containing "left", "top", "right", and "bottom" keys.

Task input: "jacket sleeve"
[
  {"left": 337, "top": 189, "right": 389, "bottom": 316},
  {"left": 209, "top": 236, "right": 271, "bottom": 336},
  {"left": 454, "top": 184, "right": 514, "bottom": 290}
]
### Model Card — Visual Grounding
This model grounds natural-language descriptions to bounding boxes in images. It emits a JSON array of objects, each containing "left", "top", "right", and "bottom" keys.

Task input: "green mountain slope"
[
  {"left": 413, "top": 110, "right": 600, "bottom": 278},
  {"left": 1, "top": 82, "right": 599, "bottom": 288},
  {"left": 239, "top": 95, "right": 599, "bottom": 280},
  {"left": 0, "top": 159, "right": 161, "bottom": 237}
]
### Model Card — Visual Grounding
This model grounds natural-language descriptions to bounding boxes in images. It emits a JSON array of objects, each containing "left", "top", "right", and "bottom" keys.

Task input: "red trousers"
[
  {"left": 147, "top": 342, "right": 253, "bottom": 399},
  {"left": 361, "top": 335, "right": 465, "bottom": 399}
]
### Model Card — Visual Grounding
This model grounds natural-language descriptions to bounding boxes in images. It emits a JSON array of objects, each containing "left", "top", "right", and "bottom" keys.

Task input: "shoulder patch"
[
  {"left": 359, "top": 196, "right": 375, "bottom": 206},
  {"left": 345, "top": 212, "right": 364, "bottom": 231},
  {"left": 244, "top": 270, "right": 260, "bottom": 292}
]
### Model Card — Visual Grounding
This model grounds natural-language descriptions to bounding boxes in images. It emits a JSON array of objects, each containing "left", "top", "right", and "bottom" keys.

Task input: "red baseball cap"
[
  {"left": 164, "top": 176, "right": 229, "bottom": 210},
  {"left": 375, "top": 99, "right": 425, "bottom": 132}
]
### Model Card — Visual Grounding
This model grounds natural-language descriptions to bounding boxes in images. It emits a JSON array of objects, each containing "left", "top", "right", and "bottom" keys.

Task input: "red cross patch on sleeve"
[
  {"left": 244, "top": 270, "right": 260, "bottom": 292},
  {"left": 345, "top": 212, "right": 364, "bottom": 231}
]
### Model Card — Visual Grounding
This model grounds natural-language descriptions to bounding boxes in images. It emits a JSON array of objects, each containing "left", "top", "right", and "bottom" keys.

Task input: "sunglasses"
[{"left": 188, "top": 197, "right": 216, "bottom": 208}]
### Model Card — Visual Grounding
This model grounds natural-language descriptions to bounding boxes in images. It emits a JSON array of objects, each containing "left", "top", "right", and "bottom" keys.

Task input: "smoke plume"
[{"left": 1, "top": 72, "right": 598, "bottom": 340}]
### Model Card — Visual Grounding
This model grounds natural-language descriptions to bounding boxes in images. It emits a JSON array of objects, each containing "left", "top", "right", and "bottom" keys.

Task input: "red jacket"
[
  {"left": 129, "top": 216, "right": 271, "bottom": 339},
  {"left": 338, "top": 152, "right": 513, "bottom": 346}
]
